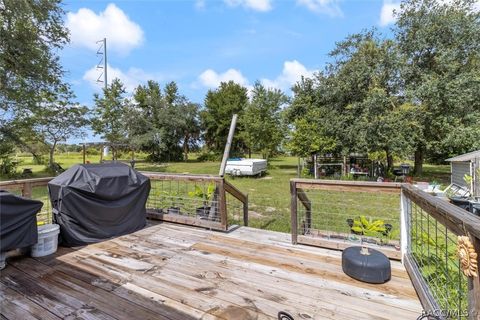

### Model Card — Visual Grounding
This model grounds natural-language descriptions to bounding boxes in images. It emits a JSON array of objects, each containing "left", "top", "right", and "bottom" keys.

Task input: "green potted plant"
[
  {"left": 346, "top": 216, "right": 391, "bottom": 237},
  {"left": 188, "top": 183, "right": 216, "bottom": 218}
]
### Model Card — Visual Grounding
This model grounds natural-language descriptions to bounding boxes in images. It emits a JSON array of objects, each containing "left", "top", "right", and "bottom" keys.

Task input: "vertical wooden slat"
[
  {"left": 468, "top": 235, "right": 480, "bottom": 320},
  {"left": 400, "top": 189, "right": 410, "bottom": 263},
  {"left": 243, "top": 194, "right": 248, "bottom": 227},
  {"left": 218, "top": 179, "right": 228, "bottom": 231},
  {"left": 22, "top": 182, "right": 32, "bottom": 198},
  {"left": 290, "top": 180, "right": 298, "bottom": 244}
]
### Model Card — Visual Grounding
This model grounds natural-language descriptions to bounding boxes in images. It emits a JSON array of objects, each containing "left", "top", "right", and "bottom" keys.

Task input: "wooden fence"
[
  {"left": 290, "top": 179, "right": 403, "bottom": 259},
  {"left": 290, "top": 178, "right": 480, "bottom": 319},
  {"left": 402, "top": 184, "right": 480, "bottom": 319},
  {"left": 142, "top": 172, "right": 248, "bottom": 231},
  {"left": 0, "top": 173, "right": 248, "bottom": 232}
]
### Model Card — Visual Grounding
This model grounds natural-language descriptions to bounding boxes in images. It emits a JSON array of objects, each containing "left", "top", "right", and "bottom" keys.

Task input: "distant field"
[{"left": 4, "top": 152, "right": 451, "bottom": 233}]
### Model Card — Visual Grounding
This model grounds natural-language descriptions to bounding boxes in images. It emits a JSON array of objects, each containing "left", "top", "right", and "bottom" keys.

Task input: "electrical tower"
[{"left": 96, "top": 38, "right": 107, "bottom": 91}]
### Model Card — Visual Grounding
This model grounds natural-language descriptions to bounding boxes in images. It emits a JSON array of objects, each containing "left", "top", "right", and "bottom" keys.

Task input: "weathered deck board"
[{"left": 0, "top": 222, "right": 422, "bottom": 319}]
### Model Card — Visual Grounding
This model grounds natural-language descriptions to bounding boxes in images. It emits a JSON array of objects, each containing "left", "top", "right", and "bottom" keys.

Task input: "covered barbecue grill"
[
  {"left": 48, "top": 163, "right": 150, "bottom": 246},
  {"left": 0, "top": 190, "right": 42, "bottom": 252}
]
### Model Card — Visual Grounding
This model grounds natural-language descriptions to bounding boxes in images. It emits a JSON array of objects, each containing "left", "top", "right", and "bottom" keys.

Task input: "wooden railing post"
[
  {"left": 400, "top": 188, "right": 410, "bottom": 263},
  {"left": 290, "top": 180, "right": 298, "bottom": 244},
  {"left": 243, "top": 194, "right": 248, "bottom": 227},
  {"left": 218, "top": 179, "right": 228, "bottom": 231},
  {"left": 22, "top": 182, "right": 32, "bottom": 198},
  {"left": 297, "top": 188, "right": 311, "bottom": 231},
  {"left": 468, "top": 235, "right": 480, "bottom": 320}
]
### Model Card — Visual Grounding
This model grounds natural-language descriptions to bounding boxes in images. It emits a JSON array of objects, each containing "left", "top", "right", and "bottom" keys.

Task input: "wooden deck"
[{"left": 0, "top": 222, "right": 422, "bottom": 320}]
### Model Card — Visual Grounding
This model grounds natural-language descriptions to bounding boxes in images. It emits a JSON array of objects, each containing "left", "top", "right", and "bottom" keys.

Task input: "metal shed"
[{"left": 446, "top": 150, "right": 480, "bottom": 196}]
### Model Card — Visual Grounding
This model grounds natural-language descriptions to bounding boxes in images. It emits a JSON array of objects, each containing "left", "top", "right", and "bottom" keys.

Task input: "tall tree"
[
  {"left": 0, "top": 0, "right": 70, "bottom": 161},
  {"left": 129, "top": 81, "right": 198, "bottom": 161},
  {"left": 395, "top": 0, "right": 480, "bottom": 174},
  {"left": 242, "top": 82, "right": 289, "bottom": 159},
  {"left": 34, "top": 86, "right": 88, "bottom": 168},
  {"left": 201, "top": 81, "right": 249, "bottom": 155},
  {"left": 286, "top": 31, "right": 415, "bottom": 169},
  {"left": 92, "top": 78, "right": 129, "bottom": 159},
  {"left": 178, "top": 102, "right": 201, "bottom": 161},
  {"left": 0, "top": 0, "right": 68, "bottom": 113}
]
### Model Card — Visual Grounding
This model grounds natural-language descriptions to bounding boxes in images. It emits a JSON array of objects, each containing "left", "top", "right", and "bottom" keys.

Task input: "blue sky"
[{"left": 60, "top": 0, "right": 401, "bottom": 142}]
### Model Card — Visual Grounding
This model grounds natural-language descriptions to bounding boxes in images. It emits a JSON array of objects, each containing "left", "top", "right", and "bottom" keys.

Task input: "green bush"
[
  {"left": 0, "top": 156, "right": 18, "bottom": 177},
  {"left": 197, "top": 151, "right": 220, "bottom": 162}
]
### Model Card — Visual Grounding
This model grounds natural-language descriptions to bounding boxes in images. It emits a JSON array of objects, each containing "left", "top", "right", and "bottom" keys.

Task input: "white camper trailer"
[{"left": 225, "top": 159, "right": 267, "bottom": 176}]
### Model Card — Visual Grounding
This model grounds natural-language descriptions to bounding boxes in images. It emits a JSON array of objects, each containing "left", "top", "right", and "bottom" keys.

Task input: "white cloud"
[
  {"left": 224, "top": 0, "right": 273, "bottom": 12},
  {"left": 66, "top": 3, "right": 144, "bottom": 55},
  {"left": 379, "top": 1, "right": 401, "bottom": 26},
  {"left": 196, "top": 60, "right": 315, "bottom": 94},
  {"left": 83, "top": 64, "right": 157, "bottom": 92},
  {"left": 195, "top": 0, "right": 206, "bottom": 9},
  {"left": 198, "top": 68, "right": 250, "bottom": 88},
  {"left": 297, "top": 0, "right": 343, "bottom": 17},
  {"left": 261, "top": 60, "right": 315, "bottom": 91}
]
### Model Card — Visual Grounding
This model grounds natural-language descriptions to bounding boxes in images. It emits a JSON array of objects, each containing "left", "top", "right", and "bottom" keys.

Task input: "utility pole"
[
  {"left": 96, "top": 38, "right": 108, "bottom": 91},
  {"left": 219, "top": 114, "right": 238, "bottom": 177}
]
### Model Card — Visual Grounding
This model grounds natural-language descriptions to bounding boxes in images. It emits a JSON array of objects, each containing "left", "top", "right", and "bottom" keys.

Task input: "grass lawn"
[{"left": 4, "top": 152, "right": 451, "bottom": 235}]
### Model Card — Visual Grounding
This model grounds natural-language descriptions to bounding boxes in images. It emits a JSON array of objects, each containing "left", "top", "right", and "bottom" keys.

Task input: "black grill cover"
[
  {"left": 0, "top": 190, "right": 42, "bottom": 252},
  {"left": 48, "top": 163, "right": 150, "bottom": 246}
]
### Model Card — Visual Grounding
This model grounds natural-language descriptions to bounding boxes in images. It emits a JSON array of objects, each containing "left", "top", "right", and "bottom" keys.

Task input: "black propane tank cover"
[{"left": 342, "top": 246, "right": 391, "bottom": 284}]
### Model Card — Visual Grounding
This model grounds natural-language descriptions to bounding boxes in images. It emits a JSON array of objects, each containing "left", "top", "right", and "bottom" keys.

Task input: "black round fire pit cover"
[{"left": 342, "top": 246, "right": 391, "bottom": 284}]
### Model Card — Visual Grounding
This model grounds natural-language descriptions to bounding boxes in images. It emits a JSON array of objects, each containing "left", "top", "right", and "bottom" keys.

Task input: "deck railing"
[
  {"left": 0, "top": 177, "right": 53, "bottom": 225},
  {"left": 402, "top": 184, "right": 480, "bottom": 320},
  {"left": 290, "top": 179, "right": 403, "bottom": 259},
  {"left": 142, "top": 172, "right": 248, "bottom": 231},
  {"left": 290, "top": 178, "right": 480, "bottom": 319},
  {"left": 0, "top": 173, "right": 248, "bottom": 232}
]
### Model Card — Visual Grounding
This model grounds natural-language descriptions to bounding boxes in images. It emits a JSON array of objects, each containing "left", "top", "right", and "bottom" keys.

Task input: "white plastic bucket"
[{"left": 31, "top": 224, "right": 60, "bottom": 257}]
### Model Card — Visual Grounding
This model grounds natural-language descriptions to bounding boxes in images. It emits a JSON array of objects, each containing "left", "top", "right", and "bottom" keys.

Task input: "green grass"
[{"left": 3, "top": 152, "right": 451, "bottom": 234}]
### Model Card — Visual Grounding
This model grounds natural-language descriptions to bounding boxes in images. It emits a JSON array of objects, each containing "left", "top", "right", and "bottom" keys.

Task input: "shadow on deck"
[{"left": 0, "top": 222, "right": 422, "bottom": 320}]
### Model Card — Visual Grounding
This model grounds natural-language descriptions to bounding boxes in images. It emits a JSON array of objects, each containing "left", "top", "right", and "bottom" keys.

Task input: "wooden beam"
[
  {"left": 224, "top": 180, "right": 247, "bottom": 204},
  {"left": 0, "top": 177, "right": 53, "bottom": 188},
  {"left": 468, "top": 235, "right": 480, "bottom": 320},
  {"left": 141, "top": 172, "right": 223, "bottom": 183},
  {"left": 243, "top": 194, "right": 248, "bottom": 227},
  {"left": 291, "top": 178, "right": 402, "bottom": 194},
  {"left": 402, "top": 184, "right": 480, "bottom": 239},
  {"left": 219, "top": 114, "right": 238, "bottom": 177},
  {"left": 297, "top": 235, "right": 402, "bottom": 260},
  {"left": 296, "top": 188, "right": 311, "bottom": 229},
  {"left": 146, "top": 210, "right": 225, "bottom": 231},
  {"left": 403, "top": 254, "right": 439, "bottom": 314},
  {"left": 218, "top": 179, "right": 228, "bottom": 231},
  {"left": 290, "top": 180, "right": 298, "bottom": 244}
]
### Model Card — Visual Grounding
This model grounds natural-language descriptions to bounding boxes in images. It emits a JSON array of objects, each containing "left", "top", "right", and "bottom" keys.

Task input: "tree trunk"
[
  {"left": 183, "top": 135, "right": 189, "bottom": 161},
  {"left": 414, "top": 147, "right": 424, "bottom": 176},
  {"left": 248, "top": 148, "right": 251, "bottom": 159},
  {"left": 385, "top": 149, "right": 393, "bottom": 171},
  {"left": 49, "top": 141, "right": 57, "bottom": 168}
]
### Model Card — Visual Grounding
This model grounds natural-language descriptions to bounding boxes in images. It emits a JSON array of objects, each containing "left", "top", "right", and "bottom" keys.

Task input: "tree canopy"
[{"left": 201, "top": 81, "right": 249, "bottom": 156}]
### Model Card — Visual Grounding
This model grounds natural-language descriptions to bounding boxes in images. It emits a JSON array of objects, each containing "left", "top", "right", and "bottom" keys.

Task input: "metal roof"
[{"left": 446, "top": 150, "right": 480, "bottom": 162}]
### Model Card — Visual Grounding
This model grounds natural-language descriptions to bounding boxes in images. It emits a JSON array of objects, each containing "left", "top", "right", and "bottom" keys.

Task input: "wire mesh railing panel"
[
  {"left": 297, "top": 187, "right": 401, "bottom": 250},
  {"left": 146, "top": 179, "right": 221, "bottom": 223},
  {"left": 32, "top": 185, "right": 52, "bottom": 225},
  {"left": 226, "top": 192, "right": 245, "bottom": 226},
  {"left": 409, "top": 199, "right": 468, "bottom": 319},
  {"left": 0, "top": 183, "right": 52, "bottom": 225},
  {"left": 245, "top": 195, "right": 291, "bottom": 232}
]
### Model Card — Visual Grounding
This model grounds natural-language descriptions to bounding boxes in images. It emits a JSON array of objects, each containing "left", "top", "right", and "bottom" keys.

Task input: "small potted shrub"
[
  {"left": 189, "top": 183, "right": 216, "bottom": 218},
  {"left": 346, "top": 216, "right": 392, "bottom": 237}
]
